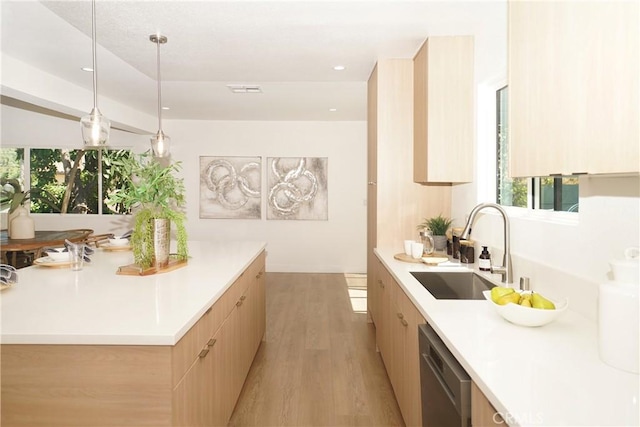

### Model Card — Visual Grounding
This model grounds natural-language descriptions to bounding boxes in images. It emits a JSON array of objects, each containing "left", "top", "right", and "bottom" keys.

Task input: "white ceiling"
[{"left": 1, "top": 0, "right": 507, "bottom": 123}]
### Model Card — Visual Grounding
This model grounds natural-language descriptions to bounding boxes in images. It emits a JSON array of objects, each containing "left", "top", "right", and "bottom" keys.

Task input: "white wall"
[
  {"left": 3, "top": 106, "right": 368, "bottom": 273},
  {"left": 165, "top": 120, "right": 367, "bottom": 273}
]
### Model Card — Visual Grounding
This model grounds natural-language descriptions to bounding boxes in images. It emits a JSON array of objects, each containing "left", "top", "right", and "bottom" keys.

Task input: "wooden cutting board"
[
  {"left": 394, "top": 253, "right": 449, "bottom": 264},
  {"left": 393, "top": 253, "right": 423, "bottom": 263}
]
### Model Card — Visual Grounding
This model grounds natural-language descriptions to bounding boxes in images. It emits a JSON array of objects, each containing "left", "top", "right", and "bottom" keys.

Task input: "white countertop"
[
  {"left": 376, "top": 248, "right": 640, "bottom": 427},
  {"left": 1, "top": 240, "right": 266, "bottom": 346}
]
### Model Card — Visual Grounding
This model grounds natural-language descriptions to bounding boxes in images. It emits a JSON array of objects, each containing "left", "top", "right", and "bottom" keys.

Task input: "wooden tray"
[
  {"left": 394, "top": 253, "right": 449, "bottom": 264},
  {"left": 116, "top": 258, "right": 187, "bottom": 276},
  {"left": 101, "top": 244, "right": 132, "bottom": 252},
  {"left": 394, "top": 253, "right": 423, "bottom": 263}
]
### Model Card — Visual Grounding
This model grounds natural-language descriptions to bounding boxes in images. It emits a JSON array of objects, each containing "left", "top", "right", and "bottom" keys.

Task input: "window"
[
  {"left": 0, "top": 148, "right": 25, "bottom": 211},
  {"left": 0, "top": 148, "right": 132, "bottom": 215},
  {"left": 496, "top": 86, "right": 579, "bottom": 212}
]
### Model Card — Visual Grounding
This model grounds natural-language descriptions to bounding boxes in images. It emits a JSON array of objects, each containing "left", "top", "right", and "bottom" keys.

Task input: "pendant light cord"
[
  {"left": 156, "top": 35, "right": 163, "bottom": 131},
  {"left": 91, "top": 0, "right": 98, "bottom": 111}
]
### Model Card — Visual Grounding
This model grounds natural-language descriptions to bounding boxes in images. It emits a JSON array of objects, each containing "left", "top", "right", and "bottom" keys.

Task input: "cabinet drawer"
[
  {"left": 171, "top": 250, "right": 265, "bottom": 385},
  {"left": 172, "top": 300, "right": 218, "bottom": 386}
]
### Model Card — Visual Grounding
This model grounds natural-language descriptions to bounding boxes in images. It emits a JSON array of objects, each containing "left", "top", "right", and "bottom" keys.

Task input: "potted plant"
[
  {"left": 107, "top": 152, "right": 188, "bottom": 269},
  {"left": 1, "top": 179, "right": 58, "bottom": 237},
  {"left": 418, "top": 214, "right": 452, "bottom": 251}
]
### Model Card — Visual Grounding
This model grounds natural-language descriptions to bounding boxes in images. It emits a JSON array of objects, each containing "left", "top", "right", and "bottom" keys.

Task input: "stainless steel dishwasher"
[{"left": 419, "top": 323, "right": 471, "bottom": 427}]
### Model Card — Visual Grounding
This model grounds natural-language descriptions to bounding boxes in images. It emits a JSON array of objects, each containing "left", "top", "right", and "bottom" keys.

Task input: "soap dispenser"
[{"left": 479, "top": 246, "right": 491, "bottom": 271}]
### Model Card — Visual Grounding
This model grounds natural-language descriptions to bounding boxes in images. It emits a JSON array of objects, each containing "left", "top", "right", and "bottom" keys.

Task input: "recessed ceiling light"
[
  {"left": 162, "top": 106, "right": 170, "bottom": 110},
  {"left": 333, "top": 65, "right": 346, "bottom": 71},
  {"left": 81, "top": 67, "right": 93, "bottom": 72},
  {"left": 329, "top": 108, "right": 337, "bottom": 112}
]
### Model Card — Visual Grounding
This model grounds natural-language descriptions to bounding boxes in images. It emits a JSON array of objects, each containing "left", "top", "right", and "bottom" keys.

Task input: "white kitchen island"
[
  {"left": 375, "top": 248, "right": 639, "bottom": 427},
  {"left": 1, "top": 240, "right": 267, "bottom": 426}
]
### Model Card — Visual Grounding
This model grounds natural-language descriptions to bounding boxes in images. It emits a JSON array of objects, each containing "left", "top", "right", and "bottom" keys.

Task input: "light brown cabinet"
[
  {"left": 366, "top": 59, "right": 450, "bottom": 327},
  {"left": 173, "top": 251, "right": 266, "bottom": 426},
  {"left": 471, "top": 382, "right": 503, "bottom": 427},
  {"left": 413, "top": 36, "right": 474, "bottom": 184},
  {"left": 375, "top": 260, "right": 425, "bottom": 427},
  {"left": 508, "top": 0, "right": 639, "bottom": 177},
  {"left": 1, "top": 251, "right": 266, "bottom": 427},
  {"left": 374, "top": 258, "right": 392, "bottom": 368}
]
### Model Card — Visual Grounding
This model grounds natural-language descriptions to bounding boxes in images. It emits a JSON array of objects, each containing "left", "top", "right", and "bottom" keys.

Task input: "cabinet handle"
[
  {"left": 240, "top": 295, "right": 247, "bottom": 301},
  {"left": 207, "top": 338, "right": 217, "bottom": 347},
  {"left": 198, "top": 347, "right": 210, "bottom": 358},
  {"left": 397, "top": 312, "right": 404, "bottom": 320},
  {"left": 368, "top": 181, "right": 376, "bottom": 185},
  {"left": 401, "top": 319, "right": 408, "bottom": 327},
  {"left": 204, "top": 307, "right": 212, "bottom": 315},
  {"left": 236, "top": 300, "right": 243, "bottom": 307}
]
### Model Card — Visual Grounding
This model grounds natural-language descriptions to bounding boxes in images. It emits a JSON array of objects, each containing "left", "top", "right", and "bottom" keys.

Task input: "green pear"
[
  {"left": 497, "top": 292, "right": 521, "bottom": 306},
  {"left": 490, "top": 286, "right": 515, "bottom": 303},
  {"left": 531, "top": 292, "right": 556, "bottom": 310},
  {"left": 519, "top": 298, "right": 532, "bottom": 308}
]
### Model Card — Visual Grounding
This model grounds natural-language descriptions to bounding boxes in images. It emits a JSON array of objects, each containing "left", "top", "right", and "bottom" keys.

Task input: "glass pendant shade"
[
  {"left": 81, "top": 107, "right": 111, "bottom": 147},
  {"left": 150, "top": 33, "right": 170, "bottom": 158},
  {"left": 82, "top": 0, "right": 110, "bottom": 148},
  {"left": 151, "top": 130, "right": 171, "bottom": 158}
]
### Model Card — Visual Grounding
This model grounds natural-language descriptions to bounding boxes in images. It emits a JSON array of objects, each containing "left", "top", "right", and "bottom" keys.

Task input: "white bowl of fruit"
[{"left": 483, "top": 287, "right": 569, "bottom": 327}]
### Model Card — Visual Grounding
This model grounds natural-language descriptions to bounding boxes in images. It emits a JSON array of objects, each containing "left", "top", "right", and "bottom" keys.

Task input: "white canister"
[
  {"left": 9, "top": 206, "right": 35, "bottom": 239},
  {"left": 598, "top": 248, "right": 639, "bottom": 374}
]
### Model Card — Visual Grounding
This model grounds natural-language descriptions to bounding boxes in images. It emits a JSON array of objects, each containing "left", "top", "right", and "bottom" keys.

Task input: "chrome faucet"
[{"left": 460, "top": 202, "right": 513, "bottom": 285}]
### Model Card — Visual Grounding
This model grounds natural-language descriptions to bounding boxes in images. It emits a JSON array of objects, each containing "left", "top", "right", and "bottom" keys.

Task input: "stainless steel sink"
[{"left": 410, "top": 271, "right": 495, "bottom": 300}]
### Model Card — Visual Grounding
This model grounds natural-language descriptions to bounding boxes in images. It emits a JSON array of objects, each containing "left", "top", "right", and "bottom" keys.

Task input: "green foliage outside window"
[
  {"left": 496, "top": 87, "right": 528, "bottom": 208},
  {"left": 0, "top": 147, "right": 133, "bottom": 215}
]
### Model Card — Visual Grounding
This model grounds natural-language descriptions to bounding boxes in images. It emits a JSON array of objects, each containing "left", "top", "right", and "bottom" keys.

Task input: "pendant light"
[
  {"left": 80, "top": 0, "right": 110, "bottom": 148},
  {"left": 150, "top": 33, "right": 170, "bottom": 158}
]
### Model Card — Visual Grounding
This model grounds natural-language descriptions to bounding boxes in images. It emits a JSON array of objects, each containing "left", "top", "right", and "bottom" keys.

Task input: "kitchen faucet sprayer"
[{"left": 460, "top": 202, "right": 513, "bottom": 285}]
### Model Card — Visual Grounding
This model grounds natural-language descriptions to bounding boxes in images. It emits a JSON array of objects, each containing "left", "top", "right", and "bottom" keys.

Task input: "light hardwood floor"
[{"left": 228, "top": 273, "right": 405, "bottom": 427}]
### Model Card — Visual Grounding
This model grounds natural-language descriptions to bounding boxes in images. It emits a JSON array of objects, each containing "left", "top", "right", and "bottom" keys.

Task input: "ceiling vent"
[{"left": 226, "top": 84, "right": 262, "bottom": 94}]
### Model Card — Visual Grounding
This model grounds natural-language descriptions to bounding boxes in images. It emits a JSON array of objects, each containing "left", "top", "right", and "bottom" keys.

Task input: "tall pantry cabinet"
[
  {"left": 367, "top": 59, "right": 450, "bottom": 272},
  {"left": 366, "top": 59, "right": 450, "bottom": 425}
]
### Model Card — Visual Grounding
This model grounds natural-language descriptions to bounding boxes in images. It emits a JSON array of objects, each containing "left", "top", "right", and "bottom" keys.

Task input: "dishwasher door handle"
[{"left": 423, "top": 351, "right": 458, "bottom": 411}]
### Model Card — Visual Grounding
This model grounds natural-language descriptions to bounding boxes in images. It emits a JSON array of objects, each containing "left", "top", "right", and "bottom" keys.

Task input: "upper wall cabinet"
[
  {"left": 413, "top": 36, "right": 475, "bottom": 184},
  {"left": 509, "top": 1, "right": 639, "bottom": 177}
]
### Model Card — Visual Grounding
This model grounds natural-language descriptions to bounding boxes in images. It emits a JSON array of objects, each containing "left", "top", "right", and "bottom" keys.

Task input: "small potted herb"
[{"left": 418, "top": 214, "right": 452, "bottom": 251}]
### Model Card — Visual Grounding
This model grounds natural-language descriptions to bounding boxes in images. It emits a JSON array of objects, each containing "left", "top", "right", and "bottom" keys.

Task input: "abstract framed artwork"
[
  {"left": 266, "top": 157, "right": 328, "bottom": 220},
  {"left": 199, "top": 156, "right": 262, "bottom": 219}
]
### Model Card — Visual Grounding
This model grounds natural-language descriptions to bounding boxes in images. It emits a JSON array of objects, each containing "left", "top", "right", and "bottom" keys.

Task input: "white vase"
[
  {"left": 598, "top": 251, "right": 639, "bottom": 374},
  {"left": 7, "top": 208, "right": 21, "bottom": 238},
  {"left": 10, "top": 206, "right": 35, "bottom": 239}
]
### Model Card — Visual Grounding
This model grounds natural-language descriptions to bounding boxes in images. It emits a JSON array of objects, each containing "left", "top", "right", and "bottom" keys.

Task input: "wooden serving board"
[
  {"left": 394, "top": 252, "right": 449, "bottom": 264},
  {"left": 102, "top": 244, "right": 132, "bottom": 252},
  {"left": 116, "top": 258, "right": 187, "bottom": 276},
  {"left": 394, "top": 253, "right": 423, "bottom": 263}
]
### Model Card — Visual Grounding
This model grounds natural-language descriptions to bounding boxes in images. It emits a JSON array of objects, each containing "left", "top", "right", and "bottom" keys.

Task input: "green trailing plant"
[
  {"left": 418, "top": 214, "right": 453, "bottom": 236},
  {"left": 107, "top": 152, "right": 188, "bottom": 269}
]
